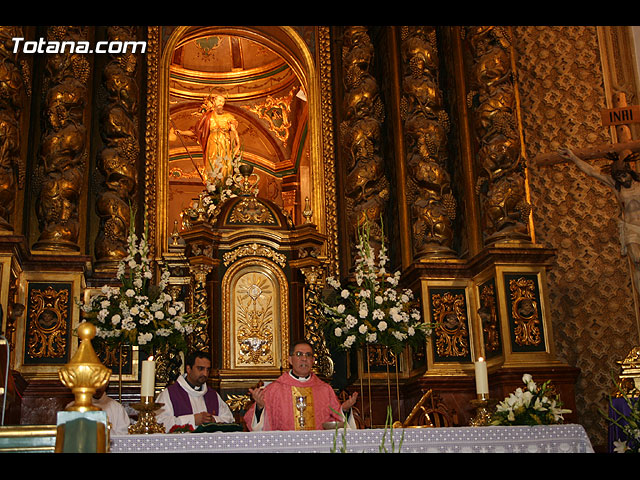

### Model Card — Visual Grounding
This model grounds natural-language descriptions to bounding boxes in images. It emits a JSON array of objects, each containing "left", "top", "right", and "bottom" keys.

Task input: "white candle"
[
  {"left": 141, "top": 356, "right": 156, "bottom": 398},
  {"left": 474, "top": 357, "right": 489, "bottom": 395}
]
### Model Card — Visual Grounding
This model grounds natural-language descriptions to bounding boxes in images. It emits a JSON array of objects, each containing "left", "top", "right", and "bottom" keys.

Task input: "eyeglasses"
[{"left": 292, "top": 351, "right": 313, "bottom": 358}]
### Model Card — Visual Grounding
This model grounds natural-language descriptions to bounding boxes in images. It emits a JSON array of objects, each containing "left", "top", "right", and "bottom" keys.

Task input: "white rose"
[
  {"left": 155, "top": 310, "right": 164, "bottom": 320},
  {"left": 378, "top": 321, "right": 387, "bottom": 331},
  {"left": 334, "top": 327, "right": 343, "bottom": 337},
  {"left": 125, "top": 289, "right": 136, "bottom": 297},
  {"left": 341, "top": 289, "right": 350, "bottom": 299},
  {"left": 358, "top": 324, "right": 368, "bottom": 334}
]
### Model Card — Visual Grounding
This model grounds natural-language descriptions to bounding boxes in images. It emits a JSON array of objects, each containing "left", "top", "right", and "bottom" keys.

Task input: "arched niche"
[{"left": 152, "top": 26, "right": 332, "bottom": 263}]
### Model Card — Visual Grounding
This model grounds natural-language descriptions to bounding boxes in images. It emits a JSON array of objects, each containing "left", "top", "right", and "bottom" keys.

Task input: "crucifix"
[{"left": 534, "top": 92, "right": 640, "bottom": 334}]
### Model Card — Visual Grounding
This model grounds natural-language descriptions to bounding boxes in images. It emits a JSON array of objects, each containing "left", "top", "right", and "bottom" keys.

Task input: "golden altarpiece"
[{"left": 0, "top": 25, "right": 582, "bottom": 429}]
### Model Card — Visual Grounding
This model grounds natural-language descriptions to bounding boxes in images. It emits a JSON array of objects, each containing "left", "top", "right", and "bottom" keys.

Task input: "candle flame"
[
  {"left": 148, "top": 356, "right": 154, "bottom": 361},
  {"left": 478, "top": 357, "right": 484, "bottom": 362}
]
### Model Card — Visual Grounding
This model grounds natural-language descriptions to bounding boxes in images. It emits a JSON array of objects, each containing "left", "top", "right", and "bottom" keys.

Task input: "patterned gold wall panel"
[{"left": 514, "top": 25, "right": 640, "bottom": 447}]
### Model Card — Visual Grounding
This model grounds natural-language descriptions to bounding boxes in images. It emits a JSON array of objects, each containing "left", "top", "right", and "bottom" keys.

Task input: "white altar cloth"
[{"left": 110, "top": 424, "right": 593, "bottom": 453}]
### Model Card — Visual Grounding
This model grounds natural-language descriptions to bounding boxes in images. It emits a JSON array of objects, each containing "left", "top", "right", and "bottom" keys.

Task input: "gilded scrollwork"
[
  {"left": 227, "top": 196, "right": 277, "bottom": 225},
  {"left": 340, "top": 26, "right": 389, "bottom": 254},
  {"left": 223, "top": 243, "right": 286, "bottom": 268},
  {"left": 431, "top": 291, "right": 469, "bottom": 359},
  {"left": 400, "top": 26, "right": 456, "bottom": 258},
  {"left": 509, "top": 276, "right": 542, "bottom": 347},
  {"left": 95, "top": 26, "right": 141, "bottom": 269},
  {"left": 33, "top": 26, "right": 90, "bottom": 252},
  {"left": 463, "top": 26, "right": 531, "bottom": 244},
  {"left": 244, "top": 87, "right": 295, "bottom": 147},
  {"left": 27, "top": 285, "right": 69, "bottom": 359}
]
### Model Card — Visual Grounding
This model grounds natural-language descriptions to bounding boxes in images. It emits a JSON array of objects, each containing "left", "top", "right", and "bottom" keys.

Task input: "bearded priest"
[
  {"left": 244, "top": 340, "right": 358, "bottom": 431},
  {"left": 155, "top": 351, "right": 235, "bottom": 432}
]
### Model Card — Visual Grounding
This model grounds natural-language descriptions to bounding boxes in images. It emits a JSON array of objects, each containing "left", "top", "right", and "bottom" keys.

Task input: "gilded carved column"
[
  {"left": 33, "top": 26, "right": 91, "bottom": 252},
  {"left": 94, "top": 26, "right": 140, "bottom": 271},
  {"left": 0, "top": 27, "right": 28, "bottom": 231},
  {"left": 301, "top": 264, "right": 333, "bottom": 378},
  {"left": 399, "top": 26, "right": 456, "bottom": 259},
  {"left": 462, "top": 26, "right": 531, "bottom": 245},
  {"left": 339, "top": 26, "right": 389, "bottom": 254}
]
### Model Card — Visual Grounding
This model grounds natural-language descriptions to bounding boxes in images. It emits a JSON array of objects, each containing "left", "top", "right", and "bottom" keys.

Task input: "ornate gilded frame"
[
  {"left": 221, "top": 257, "right": 290, "bottom": 372},
  {"left": 145, "top": 26, "right": 338, "bottom": 273}
]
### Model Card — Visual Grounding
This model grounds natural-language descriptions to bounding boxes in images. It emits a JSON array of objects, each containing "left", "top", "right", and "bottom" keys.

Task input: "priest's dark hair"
[
  {"left": 289, "top": 339, "right": 313, "bottom": 355},
  {"left": 185, "top": 350, "right": 211, "bottom": 368}
]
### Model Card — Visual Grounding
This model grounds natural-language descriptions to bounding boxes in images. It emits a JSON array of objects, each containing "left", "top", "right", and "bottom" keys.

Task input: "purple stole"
[{"left": 167, "top": 380, "right": 219, "bottom": 417}]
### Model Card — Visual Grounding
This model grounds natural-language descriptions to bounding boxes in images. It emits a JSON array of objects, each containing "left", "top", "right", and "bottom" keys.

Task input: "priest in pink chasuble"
[{"left": 244, "top": 340, "right": 358, "bottom": 431}]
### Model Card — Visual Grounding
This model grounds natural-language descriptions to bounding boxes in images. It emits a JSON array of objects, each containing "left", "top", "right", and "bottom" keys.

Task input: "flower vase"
[{"left": 361, "top": 344, "right": 401, "bottom": 427}]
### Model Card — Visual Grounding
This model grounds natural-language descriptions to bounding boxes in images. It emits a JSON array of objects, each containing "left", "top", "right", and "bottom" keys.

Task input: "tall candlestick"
[
  {"left": 474, "top": 357, "right": 489, "bottom": 395},
  {"left": 141, "top": 356, "right": 156, "bottom": 398}
]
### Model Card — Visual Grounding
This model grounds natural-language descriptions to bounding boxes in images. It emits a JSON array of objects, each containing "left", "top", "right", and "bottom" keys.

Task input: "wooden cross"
[{"left": 534, "top": 92, "right": 640, "bottom": 166}]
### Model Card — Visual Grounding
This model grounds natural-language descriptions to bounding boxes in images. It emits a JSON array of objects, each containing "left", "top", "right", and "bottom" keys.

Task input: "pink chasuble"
[{"left": 244, "top": 373, "right": 343, "bottom": 431}]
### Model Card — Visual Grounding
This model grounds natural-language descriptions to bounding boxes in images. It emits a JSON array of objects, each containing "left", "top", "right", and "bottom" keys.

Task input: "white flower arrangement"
[
  {"left": 183, "top": 154, "right": 260, "bottom": 224},
  {"left": 321, "top": 221, "right": 432, "bottom": 355},
  {"left": 80, "top": 210, "right": 202, "bottom": 351},
  {"left": 491, "top": 374, "right": 572, "bottom": 426}
]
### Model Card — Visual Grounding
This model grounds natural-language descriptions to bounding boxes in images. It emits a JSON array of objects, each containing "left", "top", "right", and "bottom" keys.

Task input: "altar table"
[{"left": 110, "top": 424, "right": 593, "bottom": 453}]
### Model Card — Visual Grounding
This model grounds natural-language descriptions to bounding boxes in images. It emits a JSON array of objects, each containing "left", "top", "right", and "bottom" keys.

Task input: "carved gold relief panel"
[
  {"left": 222, "top": 257, "right": 289, "bottom": 372},
  {"left": 476, "top": 277, "right": 503, "bottom": 360},
  {"left": 503, "top": 272, "right": 547, "bottom": 353},
  {"left": 14, "top": 272, "right": 84, "bottom": 378},
  {"left": 26, "top": 284, "right": 69, "bottom": 361},
  {"left": 424, "top": 282, "right": 475, "bottom": 368}
]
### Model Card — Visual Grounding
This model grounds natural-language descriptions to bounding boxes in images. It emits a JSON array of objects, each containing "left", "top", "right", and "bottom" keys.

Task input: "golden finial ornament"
[
  {"left": 58, "top": 322, "right": 112, "bottom": 412},
  {"left": 303, "top": 197, "right": 312, "bottom": 223}
]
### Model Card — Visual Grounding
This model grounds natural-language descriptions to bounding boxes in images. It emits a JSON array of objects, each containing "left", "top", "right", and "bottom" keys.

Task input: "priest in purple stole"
[
  {"left": 155, "top": 351, "right": 234, "bottom": 432},
  {"left": 244, "top": 340, "right": 358, "bottom": 431}
]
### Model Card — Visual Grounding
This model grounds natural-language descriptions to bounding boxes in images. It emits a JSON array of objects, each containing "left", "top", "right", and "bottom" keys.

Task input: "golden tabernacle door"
[{"left": 222, "top": 257, "right": 289, "bottom": 374}]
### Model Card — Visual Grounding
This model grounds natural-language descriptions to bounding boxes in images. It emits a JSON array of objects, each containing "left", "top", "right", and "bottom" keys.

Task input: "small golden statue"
[{"left": 615, "top": 346, "right": 640, "bottom": 397}]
